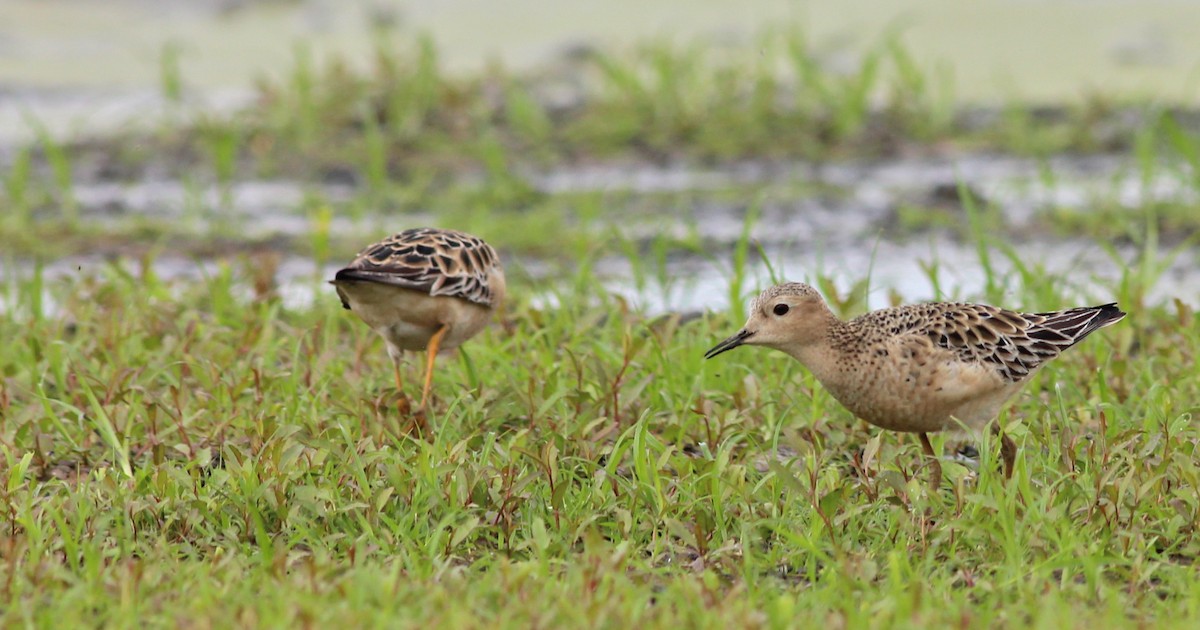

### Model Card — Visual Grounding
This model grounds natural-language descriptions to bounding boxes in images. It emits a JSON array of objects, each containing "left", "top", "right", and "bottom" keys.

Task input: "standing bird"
[
  {"left": 331, "top": 228, "right": 505, "bottom": 411},
  {"left": 705, "top": 282, "right": 1125, "bottom": 488}
]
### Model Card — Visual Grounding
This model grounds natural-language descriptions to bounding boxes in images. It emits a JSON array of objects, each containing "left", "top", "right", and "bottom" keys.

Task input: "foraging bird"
[
  {"left": 705, "top": 282, "right": 1125, "bottom": 488},
  {"left": 331, "top": 228, "right": 505, "bottom": 411}
]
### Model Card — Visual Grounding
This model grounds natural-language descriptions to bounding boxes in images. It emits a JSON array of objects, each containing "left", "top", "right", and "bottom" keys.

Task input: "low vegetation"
[{"left": 1, "top": 29, "right": 1199, "bottom": 628}]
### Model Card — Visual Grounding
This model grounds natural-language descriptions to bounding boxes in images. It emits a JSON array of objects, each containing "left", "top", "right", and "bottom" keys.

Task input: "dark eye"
[{"left": 773, "top": 303, "right": 789, "bottom": 316}]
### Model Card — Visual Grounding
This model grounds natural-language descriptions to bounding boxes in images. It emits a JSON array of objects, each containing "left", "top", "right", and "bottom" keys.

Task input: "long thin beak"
[{"left": 704, "top": 329, "right": 754, "bottom": 359}]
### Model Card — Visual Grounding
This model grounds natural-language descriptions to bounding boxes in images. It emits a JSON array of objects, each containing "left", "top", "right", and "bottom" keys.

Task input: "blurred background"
[
  {"left": 6, "top": 5, "right": 1200, "bottom": 624},
  {"left": 4, "top": 1, "right": 1197, "bottom": 138},
  {"left": 1, "top": 0, "right": 1198, "bottom": 314}
]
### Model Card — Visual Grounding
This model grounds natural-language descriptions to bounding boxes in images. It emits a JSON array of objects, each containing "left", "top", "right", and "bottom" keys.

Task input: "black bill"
[{"left": 704, "top": 329, "right": 754, "bottom": 359}]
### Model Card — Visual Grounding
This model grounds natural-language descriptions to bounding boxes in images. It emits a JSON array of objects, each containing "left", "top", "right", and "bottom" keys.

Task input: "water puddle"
[
  {"left": 70, "top": 179, "right": 362, "bottom": 238},
  {"left": 3, "top": 152, "right": 1198, "bottom": 318},
  {"left": 599, "top": 238, "right": 1198, "bottom": 314},
  {"left": 4, "top": 233, "right": 1196, "bottom": 323}
]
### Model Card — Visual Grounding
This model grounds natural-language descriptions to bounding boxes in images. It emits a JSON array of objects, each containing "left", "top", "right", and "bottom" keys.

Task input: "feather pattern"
[
  {"left": 334, "top": 227, "right": 502, "bottom": 308},
  {"left": 845, "top": 301, "right": 1127, "bottom": 383},
  {"left": 706, "top": 281, "right": 1127, "bottom": 486}
]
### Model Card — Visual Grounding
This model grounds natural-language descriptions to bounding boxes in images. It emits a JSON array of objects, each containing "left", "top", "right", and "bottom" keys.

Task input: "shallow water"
[
  {"left": 4, "top": 152, "right": 1197, "bottom": 319},
  {"left": 4, "top": 3, "right": 1197, "bottom": 317},
  {"left": 5, "top": 234, "right": 1194, "bottom": 324},
  {"left": 529, "top": 153, "right": 1194, "bottom": 245},
  {"left": 48, "top": 152, "right": 1194, "bottom": 240},
  {"left": 600, "top": 238, "right": 1199, "bottom": 314}
]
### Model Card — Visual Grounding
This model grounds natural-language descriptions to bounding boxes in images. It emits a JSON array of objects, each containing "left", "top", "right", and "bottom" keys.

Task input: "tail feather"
[{"left": 1036, "top": 302, "right": 1126, "bottom": 348}]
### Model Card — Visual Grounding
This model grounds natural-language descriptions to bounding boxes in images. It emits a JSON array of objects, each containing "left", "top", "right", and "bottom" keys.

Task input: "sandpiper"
[
  {"left": 332, "top": 228, "right": 505, "bottom": 411},
  {"left": 705, "top": 282, "right": 1125, "bottom": 489}
]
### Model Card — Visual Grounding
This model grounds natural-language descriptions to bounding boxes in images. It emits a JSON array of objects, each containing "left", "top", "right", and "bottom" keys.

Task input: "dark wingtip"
[
  {"left": 1096, "top": 302, "right": 1127, "bottom": 326},
  {"left": 333, "top": 268, "right": 362, "bottom": 283},
  {"left": 331, "top": 272, "right": 354, "bottom": 309}
]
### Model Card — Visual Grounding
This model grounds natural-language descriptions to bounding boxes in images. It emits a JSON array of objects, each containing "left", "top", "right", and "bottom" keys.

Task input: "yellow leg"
[
  {"left": 420, "top": 325, "right": 449, "bottom": 410},
  {"left": 918, "top": 433, "right": 942, "bottom": 490}
]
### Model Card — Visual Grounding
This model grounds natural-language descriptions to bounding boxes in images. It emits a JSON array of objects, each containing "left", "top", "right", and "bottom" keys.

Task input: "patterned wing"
[
  {"left": 334, "top": 228, "right": 501, "bottom": 307},
  {"left": 921, "top": 302, "right": 1126, "bottom": 382}
]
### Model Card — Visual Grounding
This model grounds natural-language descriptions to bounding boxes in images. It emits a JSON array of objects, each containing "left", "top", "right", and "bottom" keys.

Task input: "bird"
[
  {"left": 331, "top": 228, "right": 506, "bottom": 412},
  {"left": 704, "top": 282, "right": 1125, "bottom": 489}
]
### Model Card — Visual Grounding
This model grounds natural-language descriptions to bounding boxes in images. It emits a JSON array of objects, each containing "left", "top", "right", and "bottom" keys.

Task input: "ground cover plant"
[{"left": 2, "top": 30, "right": 1200, "bottom": 628}]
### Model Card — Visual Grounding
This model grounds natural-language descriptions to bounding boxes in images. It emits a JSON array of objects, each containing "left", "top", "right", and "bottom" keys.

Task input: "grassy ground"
[
  {"left": 1, "top": 230, "right": 1198, "bottom": 628},
  {"left": 2, "top": 31, "right": 1200, "bottom": 628}
]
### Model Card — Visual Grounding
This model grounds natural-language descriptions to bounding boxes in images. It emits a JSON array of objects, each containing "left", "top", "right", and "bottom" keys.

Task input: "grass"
[
  {"left": 1, "top": 223, "right": 1199, "bottom": 626},
  {"left": 2, "top": 26, "right": 1200, "bottom": 628},
  {"left": 2, "top": 30, "right": 1200, "bottom": 258},
  {"left": 1034, "top": 111, "right": 1200, "bottom": 245}
]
